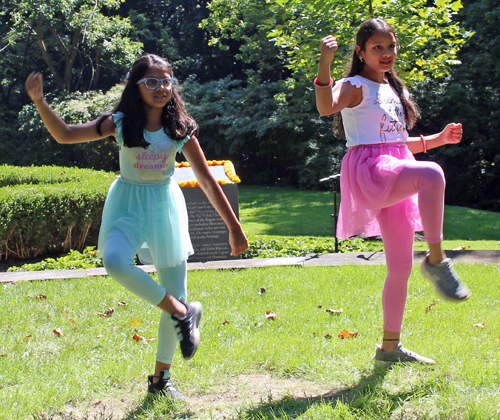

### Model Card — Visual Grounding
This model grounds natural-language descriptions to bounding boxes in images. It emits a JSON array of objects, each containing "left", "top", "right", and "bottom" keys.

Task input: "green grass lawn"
[
  {"left": 238, "top": 185, "right": 500, "bottom": 250},
  {"left": 2, "top": 263, "right": 500, "bottom": 419}
]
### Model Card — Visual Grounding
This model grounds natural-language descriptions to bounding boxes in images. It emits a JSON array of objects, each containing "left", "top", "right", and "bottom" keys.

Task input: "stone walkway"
[{"left": 1, "top": 250, "right": 498, "bottom": 284}]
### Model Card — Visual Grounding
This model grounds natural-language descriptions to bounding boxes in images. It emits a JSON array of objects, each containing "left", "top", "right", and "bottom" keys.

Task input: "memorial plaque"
[{"left": 172, "top": 162, "right": 240, "bottom": 262}]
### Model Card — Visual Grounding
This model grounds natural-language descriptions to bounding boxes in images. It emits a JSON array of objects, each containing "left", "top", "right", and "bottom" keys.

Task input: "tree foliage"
[
  {"left": 5, "top": 0, "right": 142, "bottom": 92},
  {"left": 414, "top": 0, "right": 500, "bottom": 210},
  {"left": 204, "top": 0, "right": 470, "bottom": 83}
]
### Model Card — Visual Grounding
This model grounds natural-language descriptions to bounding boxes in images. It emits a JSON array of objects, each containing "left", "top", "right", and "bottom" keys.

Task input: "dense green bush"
[
  {"left": 242, "top": 235, "right": 378, "bottom": 259},
  {"left": 181, "top": 75, "right": 344, "bottom": 189},
  {"left": 0, "top": 165, "right": 115, "bottom": 260},
  {"left": 17, "top": 86, "right": 122, "bottom": 172},
  {"left": 7, "top": 247, "right": 104, "bottom": 272}
]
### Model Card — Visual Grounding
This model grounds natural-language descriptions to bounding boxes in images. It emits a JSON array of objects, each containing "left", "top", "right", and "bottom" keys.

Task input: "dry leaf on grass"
[
  {"left": 130, "top": 318, "right": 143, "bottom": 327},
  {"left": 425, "top": 301, "right": 435, "bottom": 312},
  {"left": 220, "top": 319, "right": 230, "bottom": 326},
  {"left": 473, "top": 323, "right": 485, "bottom": 329},
  {"left": 97, "top": 308, "right": 114, "bottom": 317},
  {"left": 324, "top": 334, "right": 332, "bottom": 339},
  {"left": 68, "top": 319, "right": 76, "bottom": 324},
  {"left": 53, "top": 328, "right": 63, "bottom": 337},
  {"left": 338, "top": 330, "right": 358, "bottom": 339},
  {"left": 265, "top": 310, "right": 277, "bottom": 320},
  {"left": 118, "top": 301, "right": 128, "bottom": 307},
  {"left": 326, "top": 308, "right": 343, "bottom": 314},
  {"left": 452, "top": 246, "right": 467, "bottom": 251},
  {"left": 132, "top": 333, "right": 154, "bottom": 344},
  {"left": 28, "top": 294, "right": 47, "bottom": 300}
]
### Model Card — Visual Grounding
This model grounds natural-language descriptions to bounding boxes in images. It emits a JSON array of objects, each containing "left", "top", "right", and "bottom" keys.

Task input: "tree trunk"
[
  {"left": 63, "top": 28, "right": 82, "bottom": 92},
  {"left": 35, "top": 17, "right": 65, "bottom": 90},
  {"left": 91, "top": 41, "right": 103, "bottom": 90}
]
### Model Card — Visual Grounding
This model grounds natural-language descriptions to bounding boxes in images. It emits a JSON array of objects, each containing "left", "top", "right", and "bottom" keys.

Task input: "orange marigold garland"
[{"left": 175, "top": 160, "right": 240, "bottom": 187}]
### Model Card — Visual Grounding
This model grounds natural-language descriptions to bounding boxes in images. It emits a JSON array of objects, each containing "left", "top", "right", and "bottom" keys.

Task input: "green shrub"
[
  {"left": 7, "top": 247, "right": 104, "bottom": 272},
  {"left": 0, "top": 165, "right": 115, "bottom": 260},
  {"left": 242, "top": 235, "right": 377, "bottom": 259}
]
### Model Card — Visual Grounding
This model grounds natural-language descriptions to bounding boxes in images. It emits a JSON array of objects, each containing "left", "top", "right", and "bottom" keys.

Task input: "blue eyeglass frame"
[{"left": 136, "top": 77, "right": 177, "bottom": 89}]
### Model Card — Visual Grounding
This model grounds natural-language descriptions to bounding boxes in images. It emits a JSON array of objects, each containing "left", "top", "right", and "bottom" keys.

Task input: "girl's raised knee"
[
  {"left": 424, "top": 162, "right": 445, "bottom": 188},
  {"left": 103, "top": 251, "right": 132, "bottom": 274}
]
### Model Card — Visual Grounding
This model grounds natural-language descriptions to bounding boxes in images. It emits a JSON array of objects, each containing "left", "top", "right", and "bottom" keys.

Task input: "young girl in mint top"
[
  {"left": 25, "top": 54, "right": 248, "bottom": 398},
  {"left": 315, "top": 19, "right": 471, "bottom": 365}
]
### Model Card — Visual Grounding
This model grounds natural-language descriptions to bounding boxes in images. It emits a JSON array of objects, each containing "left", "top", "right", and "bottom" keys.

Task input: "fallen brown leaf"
[
  {"left": 324, "top": 333, "right": 332, "bottom": 339},
  {"left": 132, "top": 333, "right": 154, "bottom": 344},
  {"left": 28, "top": 294, "right": 47, "bottom": 300},
  {"left": 326, "top": 308, "right": 343, "bottom": 314},
  {"left": 130, "top": 318, "right": 143, "bottom": 327},
  {"left": 425, "top": 301, "right": 435, "bottom": 312},
  {"left": 220, "top": 319, "right": 230, "bottom": 325},
  {"left": 68, "top": 319, "right": 76, "bottom": 324},
  {"left": 53, "top": 328, "right": 63, "bottom": 337},
  {"left": 473, "top": 323, "right": 485, "bottom": 329},
  {"left": 452, "top": 246, "right": 467, "bottom": 251},
  {"left": 338, "top": 330, "right": 358, "bottom": 339},
  {"left": 118, "top": 301, "right": 128, "bottom": 307},
  {"left": 265, "top": 310, "right": 277, "bottom": 320}
]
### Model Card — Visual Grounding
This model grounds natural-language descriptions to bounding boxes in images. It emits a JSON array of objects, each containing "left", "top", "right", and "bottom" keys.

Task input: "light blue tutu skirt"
[{"left": 97, "top": 176, "right": 193, "bottom": 268}]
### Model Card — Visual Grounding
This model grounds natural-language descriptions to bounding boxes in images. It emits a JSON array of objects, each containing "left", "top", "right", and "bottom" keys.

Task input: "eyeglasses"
[{"left": 137, "top": 77, "right": 177, "bottom": 90}]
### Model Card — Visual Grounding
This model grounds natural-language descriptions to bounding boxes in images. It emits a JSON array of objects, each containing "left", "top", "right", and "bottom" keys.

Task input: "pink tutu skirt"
[{"left": 337, "top": 143, "right": 423, "bottom": 239}]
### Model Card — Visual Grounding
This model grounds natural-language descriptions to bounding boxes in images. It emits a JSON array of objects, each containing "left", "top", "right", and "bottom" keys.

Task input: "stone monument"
[{"left": 172, "top": 160, "right": 241, "bottom": 262}]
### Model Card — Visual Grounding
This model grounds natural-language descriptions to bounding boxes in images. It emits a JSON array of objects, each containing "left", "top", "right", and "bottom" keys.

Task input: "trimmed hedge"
[{"left": 0, "top": 165, "right": 116, "bottom": 260}]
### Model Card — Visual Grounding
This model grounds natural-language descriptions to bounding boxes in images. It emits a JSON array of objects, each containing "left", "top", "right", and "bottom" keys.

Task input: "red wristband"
[
  {"left": 420, "top": 135, "right": 427, "bottom": 153},
  {"left": 314, "top": 77, "right": 333, "bottom": 87}
]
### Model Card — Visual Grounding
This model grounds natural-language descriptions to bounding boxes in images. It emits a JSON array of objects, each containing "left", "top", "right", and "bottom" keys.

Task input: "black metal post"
[{"left": 320, "top": 174, "right": 341, "bottom": 253}]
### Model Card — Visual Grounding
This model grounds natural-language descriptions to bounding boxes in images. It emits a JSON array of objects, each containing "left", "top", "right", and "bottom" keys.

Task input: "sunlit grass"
[{"left": 2, "top": 263, "right": 500, "bottom": 419}]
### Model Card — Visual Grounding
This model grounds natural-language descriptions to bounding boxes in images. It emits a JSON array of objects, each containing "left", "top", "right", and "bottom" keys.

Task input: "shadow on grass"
[
  {"left": 123, "top": 393, "right": 193, "bottom": 420},
  {"left": 238, "top": 366, "right": 437, "bottom": 419}
]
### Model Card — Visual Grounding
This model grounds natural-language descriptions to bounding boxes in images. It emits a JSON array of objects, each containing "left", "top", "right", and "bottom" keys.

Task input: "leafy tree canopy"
[
  {"left": 5, "top": 0, "right": 142, "bottom": 92},
  {"left": 204, "top": 0, "right": 471, "bottom": 84}
]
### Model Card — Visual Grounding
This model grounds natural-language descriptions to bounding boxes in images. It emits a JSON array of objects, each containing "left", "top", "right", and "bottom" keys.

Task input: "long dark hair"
[
  {"left": 97, "top": 54, "right": 197, "bottom": 148},
  {"left": 335, "top": 19, "right": 420, "bottom": 138}
]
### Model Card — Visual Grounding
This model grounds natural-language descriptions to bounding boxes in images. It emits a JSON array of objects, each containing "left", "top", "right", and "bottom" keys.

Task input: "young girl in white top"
[
  {"left": 315, "top": 19, "right": 470, "bottom": 365},
  {"left": 25, "top": 54, "right": 248, "bottom": 398}
]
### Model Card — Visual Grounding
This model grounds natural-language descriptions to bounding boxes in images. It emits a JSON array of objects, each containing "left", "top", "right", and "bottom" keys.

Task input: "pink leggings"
[{"left": 376, "top": 160, "right": 445, "bottom": 332}]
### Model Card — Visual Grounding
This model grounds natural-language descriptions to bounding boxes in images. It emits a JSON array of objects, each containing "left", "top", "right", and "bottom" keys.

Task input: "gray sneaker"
[
  {"left": 373, "top": 343, "right": 436, "bottom": 366},
  {"left": 421, "top": 257, "right": 471, "bottom": 302},
  {"left": 148, "top": 369, "right": 186, "bottom": 400}
]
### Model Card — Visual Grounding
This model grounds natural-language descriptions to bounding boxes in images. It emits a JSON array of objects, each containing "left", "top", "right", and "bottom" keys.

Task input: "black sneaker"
[
  {"left": 171, "top": 301, "right": 202, "bottom": 359},
  {"left": 147, "top": 369, "right": 185, "bottom": 400}
]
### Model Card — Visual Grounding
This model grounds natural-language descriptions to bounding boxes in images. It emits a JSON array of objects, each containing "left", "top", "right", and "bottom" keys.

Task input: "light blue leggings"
[{"left": 102, "top": 229, "right": 187, "bottom": 364}]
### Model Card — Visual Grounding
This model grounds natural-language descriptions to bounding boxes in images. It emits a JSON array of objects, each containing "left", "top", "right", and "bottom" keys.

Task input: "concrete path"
[{"left": 1, "top": 250, "right": 498, "bottom": 284}]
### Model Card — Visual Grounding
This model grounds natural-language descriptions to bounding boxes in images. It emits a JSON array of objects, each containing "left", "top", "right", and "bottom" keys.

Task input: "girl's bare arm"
[
  {"left": 406, "top": 123, "right": 463, "bottom": 154},
  {"left": 182, "top": 136, "right": 248, "bottom": 256},
  {"left": 316, "top": 36, "right": 361, "bottom": 116},
  {"left": 25, "top": 72, "right": 116, "bottom": 143}
]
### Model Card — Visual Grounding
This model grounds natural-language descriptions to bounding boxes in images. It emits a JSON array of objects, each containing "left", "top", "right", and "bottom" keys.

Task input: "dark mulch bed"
[{"left": 0, "top": 255, "right": 55, "bottom": 272}]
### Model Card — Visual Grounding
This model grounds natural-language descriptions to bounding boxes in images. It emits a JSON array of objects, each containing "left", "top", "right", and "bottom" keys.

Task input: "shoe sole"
[
  {"left": 184, "top": 302, "right": 202, "bottom": 360},
  {"left": 421, "top": 264, "right": 472, "bottom": 302}
]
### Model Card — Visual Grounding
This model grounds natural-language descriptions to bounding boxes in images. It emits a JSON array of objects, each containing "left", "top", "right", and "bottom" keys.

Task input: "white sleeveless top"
[{"left": 334, "top": 75, "right": 409, "bottom": 147}]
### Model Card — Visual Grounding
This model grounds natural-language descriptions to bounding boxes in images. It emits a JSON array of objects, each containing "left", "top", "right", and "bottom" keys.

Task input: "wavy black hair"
[
  {"left": 97, "top": 54, "right": 197, "bottom": 148},
  {"left": 335, "top": 18, "right": 420, "bottom": 138}
]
